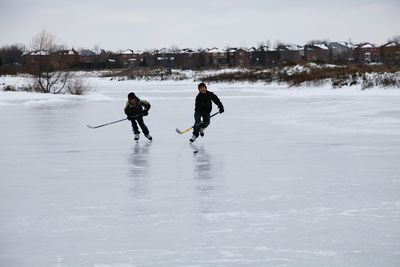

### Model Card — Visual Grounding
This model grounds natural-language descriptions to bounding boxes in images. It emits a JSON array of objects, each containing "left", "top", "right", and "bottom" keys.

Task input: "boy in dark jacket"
[
  {"left": 190, "top": 83, "right": 224, "bottom": 143},
  {"left": 124, "top": 92, "right": 152, "bottom": 141}
]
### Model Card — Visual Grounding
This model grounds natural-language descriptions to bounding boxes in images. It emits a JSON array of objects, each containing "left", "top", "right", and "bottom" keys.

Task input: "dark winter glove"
[
  {"left": 219, "top": 107, "right": 224, "bottom": 114},
  {"left": 143, "top": 110, "right": 149, "bottom": 116}
]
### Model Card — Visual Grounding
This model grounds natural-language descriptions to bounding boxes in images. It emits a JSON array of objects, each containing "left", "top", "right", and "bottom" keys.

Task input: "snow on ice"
[{"left": 1, "top": 74, "right": 400, "bottom": 267}]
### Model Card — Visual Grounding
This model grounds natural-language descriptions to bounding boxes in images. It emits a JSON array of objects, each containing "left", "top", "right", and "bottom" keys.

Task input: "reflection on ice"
[
  {"left": 130, "top": 142, "right": 152, "bottom": 169},
  {"left": 192, "top": 144, "right": 225, "bottom": 215},
  {"left": 192, "top": 144, "right": 213, "bottom": 180},
  {"left": 128, "top": 142, "right": 152, "bottom": 197}
]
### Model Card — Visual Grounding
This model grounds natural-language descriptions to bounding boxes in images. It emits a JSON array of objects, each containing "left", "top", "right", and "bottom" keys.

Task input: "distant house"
[
  {"left": 79, "top": 50, "right": 111, "bottom": 69},
  {"left": 197, "top": 48, "right": 209, "bottom": 68},
  {"left": 380, "top": 42, "right": 400, "bottom": 65},
  {"left": 249, "top": 46, "right": 268, "bottom": 67},
  {"left": 119, "top": 49, "right": 138, "bottom": 67},
  {"left": 227, "top": 47, "right": 250, "bottom": 67},
  {"left": 177, "top": 48, "right": 198, "bottom": 69},
  {"left": 265, "top": 49, "right": 280, "bottom": 66},
  {"left": 304, "top": 44, "right": 329, "bottom": 63},
  {"left": 97, "top": 50, "right": 113, "bottom": 69},
  {"left": 52, "top": 49, "right": 80, "bottom": 69},
  {"left": 79, "top": 50, "right": 96, "bottom": 63},
  {"left": 132, "top": 50, "right": 146, "bottom": 67},
  {"left": 152, "top": 49, "right": 162, "bottom": 67},
  {"left": 206, "top": 47, "right": 229, "bottom": 68},
  {"left": 353, "top": 43, "right": 381, "bottom": 63},
  {"left": 277, "top": 44, "right": 304, "bottom": 64},
  {"left": 140, "top": 51, "right": 156, "bottom": 67},
  {"left": 248, "top": 46, "right": 280, "bottom": 67},
  {"left": 22, "top": 49, "right": 79, "bottom": 71},
  {"left": 79, "top": 50, "right": 97, "bottom": 68},
  {"left": 328, "top": 42, "right": 354, "bottom": 64},
  {"left": 22, "top": 50, "right": 50, "bottom": 71},
  {"left": 119, "top": 49, "right": 147, "bottom": 67},
  {"left": 107, "top": 58, "right": 118, "bottom": 68}
]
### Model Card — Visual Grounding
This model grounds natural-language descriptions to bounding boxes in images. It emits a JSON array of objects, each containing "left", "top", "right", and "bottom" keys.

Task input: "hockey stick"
[
  {"left": 87, "top": 115, "right": 141, "bottom": 129},
  {"left": 176, "top": 111, "right": 220, "bottom": 135}
]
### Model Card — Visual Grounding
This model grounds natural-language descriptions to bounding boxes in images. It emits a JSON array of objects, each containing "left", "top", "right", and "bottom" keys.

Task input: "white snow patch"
[{"left": 0, "top": 91, "right": 113, "bottom": 106}]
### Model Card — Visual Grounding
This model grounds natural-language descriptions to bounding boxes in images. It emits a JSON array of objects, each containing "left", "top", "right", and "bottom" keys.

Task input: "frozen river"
[{"left": 1, "top": 77, "right": 400, "bottom": 266}]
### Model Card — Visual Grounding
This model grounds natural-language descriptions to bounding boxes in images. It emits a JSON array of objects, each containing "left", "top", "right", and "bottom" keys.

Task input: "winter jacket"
[
  {"left": 195, "top": 91, "right": 224, "bottom": 115},
  {"left": 124, "top": 97, "right": 151, "bottom": 117}
]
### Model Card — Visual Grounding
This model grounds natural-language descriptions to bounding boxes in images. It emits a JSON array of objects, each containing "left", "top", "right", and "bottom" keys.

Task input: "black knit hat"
[
  {"left": 128, "top": 92, "right": 136, "bottom": 99},
  {"left": 198, "top": 82, "right": 207, "bottom": 89}
]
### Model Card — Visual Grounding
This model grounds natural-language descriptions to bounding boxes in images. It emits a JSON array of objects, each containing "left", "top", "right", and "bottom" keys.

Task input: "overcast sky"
[{"left": 1, "top": 0, "right": 399, "bottom": 51}]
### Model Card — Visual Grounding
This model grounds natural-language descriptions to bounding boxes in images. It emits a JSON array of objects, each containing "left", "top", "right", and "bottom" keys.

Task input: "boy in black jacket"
[
  {"left": 124, "top": 92, "right": 152, "bottom": 141},
  {"left": 190, "top": 83, "right": 224, "bottom": 143}
]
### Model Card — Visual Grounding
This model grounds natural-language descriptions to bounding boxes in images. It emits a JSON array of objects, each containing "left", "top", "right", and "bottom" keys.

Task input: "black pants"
[
  {"left": 130, "top": 117, "right": 149, "bottom": 135},
  {"left": 193, "top": 111, "right": 210, "bottom": 137}
]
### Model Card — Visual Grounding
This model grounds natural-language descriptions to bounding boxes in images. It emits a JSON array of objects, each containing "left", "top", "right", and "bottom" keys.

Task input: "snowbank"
[{"left": 0, "top": 91, "right": 113, "bottom": 106}]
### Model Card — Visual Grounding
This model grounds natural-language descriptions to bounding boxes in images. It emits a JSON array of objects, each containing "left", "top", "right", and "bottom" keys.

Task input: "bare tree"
[
  {"left": 30, "top": 30, "right": 71, "bottom": 94},
  {"left": 170, "top": 45, "right": 180, "bottom": 53},
  {"left": 265, "top": 40, "right": 271, "bottom": 49},
  {"left": 93, "top": 44, "right": 100, "bottom": 55},
  {"left": 273, "top": 40, "right": 284, "bottom": 49},
  {"left": 256, "top": 40, "right": 270, "bottom": 50},
  {"left": 387, "top": 35, "right": 400, "bottom": 43},
  {"left": 256, "top": 41, "right": 265, "bottom": 49},
  {"left": 32, "top": 30, "right": 54, "bottom": 52}
]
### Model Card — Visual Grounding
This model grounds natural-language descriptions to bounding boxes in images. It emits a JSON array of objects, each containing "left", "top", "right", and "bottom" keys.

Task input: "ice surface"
[{"left": 1, "top": 78, "right": 400, "bottom": 267}]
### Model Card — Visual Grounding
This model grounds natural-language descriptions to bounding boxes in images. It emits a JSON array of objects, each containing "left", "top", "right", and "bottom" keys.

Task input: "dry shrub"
[
  {"left": 201, "top": 70, "right": 273, "bottom": 83},
  {"left": 66, "top": 78, "right": 90, "bottom": 95},
  {"left": 200, "top": 64, "right": 400, "bottom": 89},
  {"left": 3, "top": 85, "right": 16, "bottom": 91}
]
